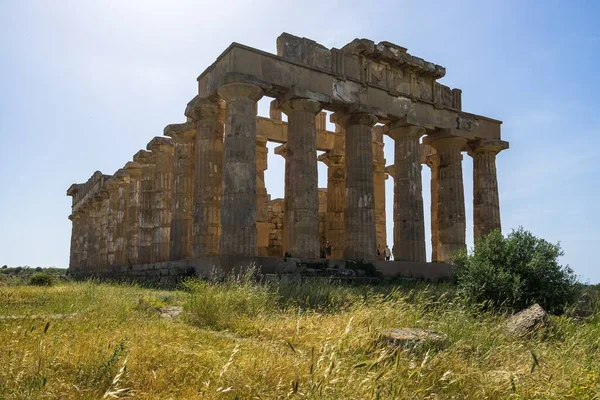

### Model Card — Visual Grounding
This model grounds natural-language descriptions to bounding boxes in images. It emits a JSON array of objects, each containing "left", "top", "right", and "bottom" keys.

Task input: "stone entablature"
[{"left": 67, "top": 33, "right": 508, "bottom": 279}]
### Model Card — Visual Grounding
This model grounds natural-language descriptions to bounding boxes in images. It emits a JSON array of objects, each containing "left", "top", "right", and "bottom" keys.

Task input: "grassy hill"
[{"left": 1, "top": 274, "right": 599, "bottom": 399}]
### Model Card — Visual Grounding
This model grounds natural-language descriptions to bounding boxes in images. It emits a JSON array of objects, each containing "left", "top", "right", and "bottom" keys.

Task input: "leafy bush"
[
  {"left": 28, "top": 272, "right": 55, "bottom": 286},
  {"left": 452, "top": 227, "right": 578, "bottom": 314}
]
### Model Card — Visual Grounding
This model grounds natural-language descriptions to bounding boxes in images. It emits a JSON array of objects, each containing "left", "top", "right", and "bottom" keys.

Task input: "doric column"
[
  {"left": 95, "top": 190, "right": 110, "bottom": 269},
  {"left": 372, "top": 125, "right": 387, "bottom": 256},
  {"left": 279, "top": 97, "right": 322, "bottom": 259},
  {"left": 114, "top": 171, "right": 129, "bottom": 267},
  {"left": 274, "top": 144, "right": 291, "bottom": 256},
  {"left": 336, "top": 112, "right": 378, "bottom": 261},
  {"left": 185, "top": 97, "right": 224, "bottom": 257},
  {"left": 318, "top": 151, "right": 345, "bottom": 259},
  {"left": 387, "top": 122, "right": 427, "bottom": 262},
  {"left": 134, "top": 150, "right": 155, "bottom": 264},
  {"left": 86, "top": 200, "right": 99, "bottom": 270},
  {"left": 424, "top": 134, "right": 467, "bottom": 262},
  {"left": 468, "top": 139, "right": 508, "bottom": 240},
  {"left": 425, "top": 153, "right": 440, "bottom": 262},
  {"left": 256, "top": 134, "right": 270, "bottom": 256},
  {"left": 124, "top": 161, "right": 142, "bottom": 265},
  {"left": 217, "top": 82, "right": 263, "bottom": 256},
  {"left": 68, "top": 213, "right": 82, "bottom": 270},
  {"left": 165, "top": 122, "right": 196, "bottom": 260},
  {"left": 147, "top": 137, "right": 174, "bottom": 263},
  {"left": 106, "top": 175, "right": 120, "bottom": 268}
]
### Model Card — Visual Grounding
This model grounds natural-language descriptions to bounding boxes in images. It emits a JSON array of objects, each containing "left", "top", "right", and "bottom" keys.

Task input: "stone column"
[
  {"left": 372, "top": 125, "right": 387, "bottom": 256},
  {"left": 124, "top": 161, "right": 142, "bottom": 265},
  {"left": 274, "top": 144, "right": 291, "bottom": 256},
  {"left": 425, "top": 134, "right": 467, "bottom": 262},
  {"left": 134, "top": 150, "right": 155, "bottom": 264},
  {"left": 279, "top": 98, "right": 322, "bottom": 259},
  {"left": 256, "top": 134, "right": 270, "bottom": 256},
  {"left": 147, "top": 137, "right": 174, "bottom": 263},
  {"left": 68, "top": 213, "right": 82, "bottom": 270},
  {"left": 425, "top": 153, "right": 440, "bottom": 262},
  {"left": 106, "top": 177, "right": 120, "bottom": 268},
  {"left": 114, "top": 172, "right": 129, "bottom": 267},
  {"left": 336, "top": 112, "right": 378, "bottom": 261},
  {"left": 318, "top": 151, "right": 345, "bottom": 259},
  {"left": 86, "top": 200, "right": 100, "bottom": 270},
  {"left": 165, "top": 122, "right": 196, "bottom": 260},
  {"left": 387, "top": 122, "right": 427, "bottom": 262},
  {"left": 95, "top": 190, "right": 110, "bottom": 269},
  {"left": 217, "top": 82, "right": 263, "bottom": 256},
  {"left": 468, "top": 139, "right": 508, "bottom": 240},
  {"left": 185, "top": 97, "right": 224, "bottom": 257}
]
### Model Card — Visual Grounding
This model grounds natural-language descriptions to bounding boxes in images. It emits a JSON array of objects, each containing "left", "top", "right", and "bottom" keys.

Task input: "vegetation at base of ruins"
[
  {"left": 345, "top": 260, "right": 380, "bottom": 277},
  {"left": 451, "top": 227, "right": 579, "bottom": 314},
  {"left": 0, "top": 266, "right": 67, "bottom": 286},
  {"left": 1, "top": 278, "right": 599, "bottom": 399},
  {"left": 28, "top": 272, "right": 56, "bottom": 286}
]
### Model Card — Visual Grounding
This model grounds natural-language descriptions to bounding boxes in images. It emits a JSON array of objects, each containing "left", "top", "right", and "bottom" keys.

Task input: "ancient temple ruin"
[{"left": 67, "top": 33, "right": 508, "bottom": 282}]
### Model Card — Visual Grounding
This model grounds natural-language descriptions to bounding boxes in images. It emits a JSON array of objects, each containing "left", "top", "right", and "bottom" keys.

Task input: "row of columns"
[{"left": 69, "top": 81, "right": 506, "bottom": 270}]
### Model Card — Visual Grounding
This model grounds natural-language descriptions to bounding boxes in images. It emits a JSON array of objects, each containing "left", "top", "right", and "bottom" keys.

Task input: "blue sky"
[{"left": 0, "top": 1, "right": 598, "bottom": 282}]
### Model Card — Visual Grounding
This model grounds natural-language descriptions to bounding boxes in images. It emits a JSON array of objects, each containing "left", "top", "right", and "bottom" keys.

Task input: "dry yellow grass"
[{"left": 0, "top": 279, "right": 599, "bottom": 399}]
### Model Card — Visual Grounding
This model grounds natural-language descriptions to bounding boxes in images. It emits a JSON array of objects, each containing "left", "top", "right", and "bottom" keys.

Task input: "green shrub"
[
  {"left": 28, "top": 272, "right": 55, "bottom": 286},
  {"left": 452, "top": 227, "right": 578, "bottom": 314}
]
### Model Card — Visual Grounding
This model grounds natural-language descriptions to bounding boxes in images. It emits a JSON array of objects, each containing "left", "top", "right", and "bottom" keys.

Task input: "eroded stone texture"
[
  {"left": 318, "top": 189, "right": 328, "bottom": 257},
  {"left": 114, "top": 172, "right": 129, "bottom": 267},
  {"left": 467, "top": 139, "right": 509, "bottom": 240},
  {"left": 106, "top": 177, "right": 119, "bottom": 268},
  {"left": 337, "top": 112, "right": 378, "bottom": 261},
  {"left": 267, "top": 198, "right": 284, "bottom": 256},
  {"left": 147, "top": 137, "right": 174, "bottom": 263},
  {"left": 425, "top": 134, "right": 467, "bottom": 262},
  {"left": 217, "top": 83, "right": 263, "bottom": 256},
  {"left": 256, "top": 134, "right": 270, "bottom": 256},
  {"left": 124, "top": 162, "right": 142, "bottom": 265},
  {"left": 134, "top": 150, "right": 155, "bottom": 264},
  {"left": 186, "top": 97, "right": 224, "bottom": 257},
  {"left": 318, "top": 139, "right": 345, "bottom": 259},
  {"left": 68, "top": 213, "right": 81, "bottom": 270},
  {"left": 388, "top": 123, "right": 426, "bottom": 262},
  {"left": 372, "top": 125, "right": 387, "bottom": 254},
  {"left": 165, "top": 122, "right": 196, "bottom": 260},
  {"left": 95, "top": 190, "right": 110, "bottom": 269},
  {"left": 106, "top": 172, "right": 129, "bottom": 268},
  {"left": 279, "top": 97, "right": 322, "bottom": 259},
  {"left": 425, "top": 153, "right": 440, "bottom": 261}
]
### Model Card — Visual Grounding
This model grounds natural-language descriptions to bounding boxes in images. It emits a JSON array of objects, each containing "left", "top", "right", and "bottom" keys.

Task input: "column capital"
[
  {"left": 278, "top": 98, "right": 323, "bottom": 116},
  {"left": 124, "top": 161, "right": 142, "bottom": 178},
  {"left": 256, "top": 134, "right": 268, "bottom": 146},
  {"left": 317, "top": 151, "right": 344, "bottom": 167},
  {"left": 467, "top": 138, "right": 509, "bottom": 156},
  {"left": 425, "top": 153, "right": 439, "bottom": 168},
  {"left": 385, "top": 121, "right": 427, "bottom": 139},
  {"left": 185, "top": 96, "right": 224, "bottom": 121},
  {"left": 217, "top": 82, "right": 263, "bottom": 103},
  {"left": 385, "top": 164, "right": 396, "bottom": 178},
  {"left": 273, "top": 143, "right": 288, "bottom": 158},
  {"left": 146, "top": 136, "right": 174, "bottom": 153},
  {"left": 333, "top": 112, "right": 378, "bottom": 128},
  {"left": 423, "top": 131, "right": 467, "bottom": 151},
  {"left": 164, "top": 122, "right": 196, "bottom": 140},
  {"left": 133, "top": 150, "right": 154, "bottom": 165}
]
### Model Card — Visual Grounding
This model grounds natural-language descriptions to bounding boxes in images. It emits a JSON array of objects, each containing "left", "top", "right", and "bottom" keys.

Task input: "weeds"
[{"left": 0, "top": 278, "right": 598, "bottom": 398}]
